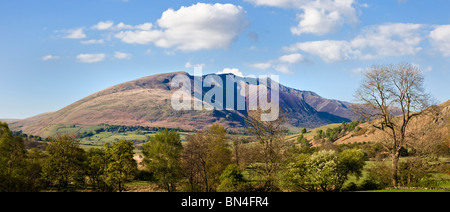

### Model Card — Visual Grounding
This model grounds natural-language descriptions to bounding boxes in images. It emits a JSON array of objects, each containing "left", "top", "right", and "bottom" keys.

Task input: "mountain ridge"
[{"left": 9, "top": 71, "right": 356, "bottom": 136}]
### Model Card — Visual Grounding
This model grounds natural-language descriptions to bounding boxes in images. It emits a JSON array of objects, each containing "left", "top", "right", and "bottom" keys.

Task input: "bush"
[
  {"left": 217, "top": 164, "right": 247, "bottom": 192},
  {"left": 362, "top": 161, "right": 393, "bottom": 190},
  {"left": 398, "top": 157, "right": 434, "bottom": 187},
  {"left": 280, "top": 149, "right": 366, "bottom": 192}
]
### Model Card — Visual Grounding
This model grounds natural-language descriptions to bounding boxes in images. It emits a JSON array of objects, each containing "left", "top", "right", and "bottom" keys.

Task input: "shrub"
[{"left": 217, "top": 164, "right": 246, "bottom": 192}]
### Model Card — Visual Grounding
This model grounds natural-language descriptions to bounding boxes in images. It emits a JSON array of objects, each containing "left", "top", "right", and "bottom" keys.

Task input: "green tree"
[
  {"left": 301, "top": 128, "right": 307, "bottom": 134},
  {"left": 297, "top": 134, "right": 313, "bottom": 154},
  {"left": 182, "top": 124, "right": 231, "bottom": 192},
  {"left": 281, "top": 150, "right": 365, "bottom": 192},
  {"left": 0, "top": 122, "right": 30, "bottom": 192},
  {"left": 104, "top": 140, "right": 138, "bottom": 192},
  {"left": 217, "top": 164, "right": 246, "bottom": 192},
  {"left": 142, "top": 129, "right": 183, "bottom": 192},
  {"left": 207, "top": 124, "right": 232, "bottom": 190},
  {"left": 41, "top": 134, "right": 86, "bottom": 191},
  {"left": 85, "top": 148, "right": 109, "bottom": 192}
]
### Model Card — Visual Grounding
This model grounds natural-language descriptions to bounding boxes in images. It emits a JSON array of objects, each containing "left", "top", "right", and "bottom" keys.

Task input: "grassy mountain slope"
[{"left": 9, "top": 71, "right": 357, "bottom": 137}]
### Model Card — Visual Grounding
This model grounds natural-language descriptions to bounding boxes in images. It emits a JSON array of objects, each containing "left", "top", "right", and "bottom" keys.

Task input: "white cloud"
[
  {"left": 42, "top": 55, "right": 60, "bottom": 61},
  {"left": 114, "top": 52, "right": 132, "bottom": 60},
  {"left": 92, "top": 21, "right": 115, "bottom": 30},
  {"left": 278, "top": 53, "right": 305, "bottom": 64},
  {"left": 114, "top": 3, "right": 249, "bottom": 51},
  {"left": 64, "top": 28, "right": 86, "bottom": 39},
  {"left": 250, "top": 62, "right": 272, "bottom": 70},
  {"left": 429, "top": 25, "right": 450, "bottom": 57},
  {"left": 184, "top": 62, "right": 205, "bottom": 69},
  {"left": 285, "top": 23, "right": 425, "bottom": 63},
  {"left": 249, "top": 54, "right": 304, "bottom": 74},
  {"left": 80, "top": 39, "right": 105, "bottom": 45},
  {"left": 184, "top": 62, "right": 193, "bottom": 68},
  {"left": 285, "top": 40, "right": 357, "bottom": 63},
  {"left": 351, "top": 23, "right": 423, "bottom": 57},
  {"left": 76, "top": 53, "right": 106, "bottom": 63},
  {"left": 217, "top": 68, "right": 244, "bottom": 77},
  {"left": 246, "top": 0, "right": 358, "bottom": 35},
  {"left": 274, "top": 64, "right": 294, "bottom": 75},
  {"left": 92, "top": 21, "right": 153, "bottom": 31},
  {"left": 115, "top": 30, "right": 163, "bottom": 45}
]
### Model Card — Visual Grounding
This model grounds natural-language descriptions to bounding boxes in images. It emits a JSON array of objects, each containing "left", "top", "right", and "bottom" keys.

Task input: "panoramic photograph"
[{"left": 0, "top": 0, "right": 449, "bottom": 203}]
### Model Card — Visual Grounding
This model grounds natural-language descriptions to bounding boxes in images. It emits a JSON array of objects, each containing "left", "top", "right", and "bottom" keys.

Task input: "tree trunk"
[{"left": 392, "top": 151, "right": 400, "bottom": 187}]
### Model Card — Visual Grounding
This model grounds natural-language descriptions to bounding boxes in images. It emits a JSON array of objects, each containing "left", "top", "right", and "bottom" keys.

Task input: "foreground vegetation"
[{"left": 0, "top": 119, "right": 448, "bottom": 192}]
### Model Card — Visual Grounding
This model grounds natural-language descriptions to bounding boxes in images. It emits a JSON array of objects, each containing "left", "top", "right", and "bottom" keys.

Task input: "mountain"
[{"left": 9, "top": 72, "right": 356, "bottom": 136}]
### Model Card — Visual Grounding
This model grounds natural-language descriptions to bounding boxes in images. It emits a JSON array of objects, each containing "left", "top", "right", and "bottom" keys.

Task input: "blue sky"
[{"left": 1, "top": 0, "right": 450, "bottom": 119}]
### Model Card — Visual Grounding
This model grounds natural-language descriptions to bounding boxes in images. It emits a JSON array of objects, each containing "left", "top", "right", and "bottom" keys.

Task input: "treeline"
[
  {"left": 72, "top": 124, "right": 193, "bottom": 140},
  {"left": 0, "top": 122, "right": 137, "bottom": 192},
  {"left": 314, "top": 121, "right": 360, "bottom": 142},
  {"left": 0, "top": 120, "right": 367, "bottom": 192},
  {"left": 1, "top": 116, "right": 448, "bottom": 192},
  {"left": 93, "top": 124, "right": 192, "bottom": 134}
]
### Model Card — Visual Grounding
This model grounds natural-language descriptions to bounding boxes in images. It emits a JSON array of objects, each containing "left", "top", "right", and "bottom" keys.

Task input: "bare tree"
[{"left": 353, "top": 63, "right": 432, "bottom": 187}]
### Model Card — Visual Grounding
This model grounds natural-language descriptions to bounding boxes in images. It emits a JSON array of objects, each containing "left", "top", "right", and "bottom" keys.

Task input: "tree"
[
  {"left": 281, "top": 150, "right": 365, "bottom": 192},
  {"left": 104, "top": 140, "right": 138, "bottom": 192},
  {"left": 353, "top": 63, "right": 432, "bottom": 187},
  {"left": 142, "top": 129, "right": 183, "bottom": 192},
  {"left": 245, "top": 109, "right": 287, "bottom": 191},
  {"left": 297, "top": 134, "right": 313, "bottom": 154},
  {"left": 85, "top": 148, "right": 109, "bottom": 192},
  {"left": 217, "top": 164, "right": 246, "bottom": 192},
  {"left": 181, "top": 124, "right": 231, "bottom": 192},
  {"left": 301, "top": 128, "right": 307, "bottom": 134},
  {"left": 0, "top": 122, "right": 28, "bottom": 192},
  {"left": 41, "top": 134, "right": 86, "bottom": 191}
]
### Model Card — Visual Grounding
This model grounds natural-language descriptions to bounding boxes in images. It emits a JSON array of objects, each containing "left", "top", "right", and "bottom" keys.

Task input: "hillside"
[
  {"left": 287, "top": 100, "right": 450, "bottom": 146},
  {"left": 9, "top": 71, "right": 356, "bottom": 137}
]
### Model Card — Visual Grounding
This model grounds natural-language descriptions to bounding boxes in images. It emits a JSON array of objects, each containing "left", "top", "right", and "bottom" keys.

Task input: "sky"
[{"left": 1, "top": 0, "right": 450, "bottom": 119}]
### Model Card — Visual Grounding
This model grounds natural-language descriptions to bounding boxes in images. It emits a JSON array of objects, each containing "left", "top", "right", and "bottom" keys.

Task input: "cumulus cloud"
[
  {"left": 285, "top": 23, "right": 425, "bottom": 63},
  {"left": 92, "top": 21, "right": 153, "bottom": 31},
  {"left": 351, "top": 23, "right": 423, "bottom": 57},
  {"left": 250, "top": 62, "right": 272, "bottom": 70},
  {"left": 92, "top": 21, "right": 115, "bottom": 30},
  {"left": 249, "top": 54, "right": 304, "bottom": 74},
  {"left": 217, "top": 68, "right": 244, "bottom": 77},
  {"left": 76, "top": 53, "right": 106, "bottom": 63},
  {"left": 114, "top": 52, "right": 132, "bottom": 60},
  {"left": 285, "top": 40, "right": 357, "bottom": 63},
  {"left": 246, "top": 0, "right": 358, "bottom": 35},
  {"left": 429, "top": 25, "right": 450, "bottom": 57},
  {"left": 278, "top": 53, "right": 305, "bottom": 64},
  {"left": 80, "top": 39, "right": 105, "bottom": 45},
  {"left": 42, "top": 55, "right": 60, "bottom": 61},
  {"left": 63, "top": 28, "right": 86, "bottom": 39},
  {"left": 114, "top": 3, "right": 249, "bottom": 51},
  {"left": 184, "top": 62, "right": 205, "bottom": 69}
]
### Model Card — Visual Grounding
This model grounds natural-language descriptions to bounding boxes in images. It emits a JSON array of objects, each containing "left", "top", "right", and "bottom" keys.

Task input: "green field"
[{"left": 41, "top": 124, "right": 193, "bottom": 150}]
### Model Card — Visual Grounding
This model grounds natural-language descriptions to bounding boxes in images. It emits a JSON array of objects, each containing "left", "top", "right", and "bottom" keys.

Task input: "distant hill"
[
  {"left": 9, "top": 71, "right": 357, "bottom": 137},
  {"left": 287, "top": 100, "right": 450, "bottom": 146},
  {"left": 0, "top": 119, "right": 21, "bottom": 123}
]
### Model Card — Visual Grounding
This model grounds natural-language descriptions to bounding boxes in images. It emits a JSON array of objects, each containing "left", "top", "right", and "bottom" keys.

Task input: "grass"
[
  {"left": 285, "top": 123, "right": 341, "bottom": 143},
  {"left": 41, "top": 124, "right": 195, "bottom": 150}
]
